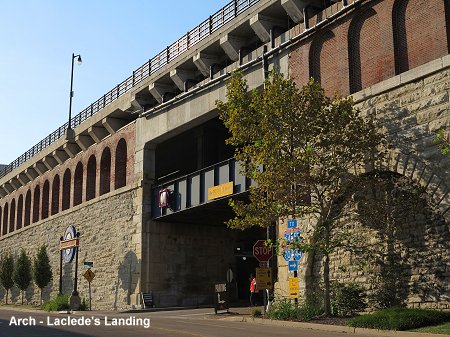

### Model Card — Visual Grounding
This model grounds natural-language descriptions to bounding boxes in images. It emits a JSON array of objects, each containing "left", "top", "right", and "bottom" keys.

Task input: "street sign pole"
[
  {"left": 89, "top": 280, "right": 92, "bottom": 311},
  {"left": 59, "top": 236, "right": 63, "bottom": 295}
]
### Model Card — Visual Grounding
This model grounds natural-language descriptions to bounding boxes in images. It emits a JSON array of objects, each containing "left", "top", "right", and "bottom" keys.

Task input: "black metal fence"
[{"left": 0, "top": 0, "right": 260, "bottom": 180}]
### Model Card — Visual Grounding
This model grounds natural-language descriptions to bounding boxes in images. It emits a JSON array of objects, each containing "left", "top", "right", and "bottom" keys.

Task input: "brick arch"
[
  {"left": 33, "top": 186, "right": 40, "bottom": 223},
  {"left": 348, "top": 7, "right": 382, "bottom": 94},
  {"left": 9, "top": 199, "right": 15, "bottom": 233},
  {"left": 52, "top": 175, "right": 60, "bottom": 215},
  {"left": 309, "top": 29, "right": 334, "bottom": 84},
  {"left": 86, "top": 155, "right": 97, "bottom": 201},
  {"left": 24, "top": 190, "right": 31, "bottom": 226},
  {"left": 42, "top": 180, "right": 50, "bottom": 220},
  {"left": 100, "top": 147, "right": 111, "bottom": 195},
  {"left": 62, "top": 169, "right": 71, "bottom": 211},
  {"left": 17, "top": 194, "right": 23, "bottom": 230},
  {"left": 115, "top": 138, "right": 127, "bottom": 189},
  {"left": 393, "top": 0, "right": 449, "bottom": 75},
  {"left": 2, "top": 203, "right": 8, "bottom": 235},
  {"left": 73, "top": 162, "right": 83, "bottom": 206},
  {"left": 372, "top": 150, "right": 450, "bottom": 222}
]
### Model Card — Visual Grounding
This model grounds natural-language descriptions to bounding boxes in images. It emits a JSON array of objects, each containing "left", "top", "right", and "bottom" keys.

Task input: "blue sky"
[{"left": 0, "top": 0, "right": 230, "bottom": 164}]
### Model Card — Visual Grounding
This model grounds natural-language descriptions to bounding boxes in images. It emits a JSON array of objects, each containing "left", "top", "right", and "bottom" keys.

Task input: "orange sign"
[
  {"left": 59, "top": 238, "right": 79, "bottom": 250},
  {"left": 207, "top": 182, "right": 233, "bottom": 200}
]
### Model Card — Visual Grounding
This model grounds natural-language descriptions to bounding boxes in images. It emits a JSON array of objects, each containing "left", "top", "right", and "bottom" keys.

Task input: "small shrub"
[
  {"left": 348, "top": 308, "right": 450, "bottom": 331},
  {"left": 331, "top": 282, "right": 367, "bottom": 317},
  {"left": 79, "top": 297, "right": 89, "bottom": 311},
  {"left": 251, "top": 308, "right": 262, "bottom": 317},
  {"left": 267, "top": 298, "right": 323, "bottom": 321},
  {"left": 42, "top": 294, "right": 70, "bottom": 312}
]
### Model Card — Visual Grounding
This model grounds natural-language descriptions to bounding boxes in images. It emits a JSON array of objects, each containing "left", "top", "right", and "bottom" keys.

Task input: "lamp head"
[{"left": 76, "top": 55, "right": 82, "bottom": 65}]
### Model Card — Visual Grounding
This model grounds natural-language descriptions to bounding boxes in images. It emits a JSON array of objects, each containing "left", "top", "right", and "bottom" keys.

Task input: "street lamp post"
[{"left": 68, "top": 53, "right": 82, "bottom": 130}]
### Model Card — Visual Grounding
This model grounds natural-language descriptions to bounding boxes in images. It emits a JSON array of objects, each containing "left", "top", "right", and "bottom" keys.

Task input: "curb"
[{"left": 214, "top": 316, "right": 447, "bottom": 337}]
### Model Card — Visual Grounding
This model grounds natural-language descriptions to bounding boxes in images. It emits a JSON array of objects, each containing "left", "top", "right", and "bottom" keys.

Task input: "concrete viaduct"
[{"left": 0, "top": 0, "right": 449, "bottom": 310}]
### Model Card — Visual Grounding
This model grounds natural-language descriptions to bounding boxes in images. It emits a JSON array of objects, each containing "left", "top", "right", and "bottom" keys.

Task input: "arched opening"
[
  {"left": 33, "top": 186, "right": 40, "bottom": 223},
  {"left": 2, "top": 203, "right": 8, "bottom": 235},
  {"left": 348, "top": 8, "right": 381, "bottom": 93},
  {"left": 52, "top": 175, "right": 60, "bottom": 215},
  {"left": 392, "top": 0, "right": 409, "bottom": 74},
  {"left": 17, "top": 195, "right": 23, "bottom": 230},
  {"left": 73, "top": 162, "right": 83, "bottom": 206},
  {"left": 115, "top": 139, "right": 127, "bottom": 189},
  {"left": 42, "top": 180, "right": 50, "bottom": 220},
  {"left": 9, "top": 199, "right": 16, "bottom": 233},
  {"left": 86, "top": 155, "right": 97, "bottom": 201},
  {"left": 62, "top": 169, "right": 71, "bottom": 211},
  {"left": 24, "top": 190, "right": 31, "bottom": 226},
  {"left": 100, "top": 147, "right": 111, "bottom": 195}
]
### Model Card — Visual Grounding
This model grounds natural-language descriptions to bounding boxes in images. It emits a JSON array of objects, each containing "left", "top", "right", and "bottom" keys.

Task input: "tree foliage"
[
  {"left": 217, "top": 71, "right": 384, "bottom": 315},
  {"left": 0, "top": 252, "right": 14, "bottom": 304},
  {"left": 13, "top": 249, "right": 32, "bottom": 305},
  {"left": 33, "top": 245, "right": 52, "bottom": 304}
]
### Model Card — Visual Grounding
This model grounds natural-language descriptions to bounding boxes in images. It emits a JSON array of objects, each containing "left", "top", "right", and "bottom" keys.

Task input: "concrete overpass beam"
[
  {"left": 52, "top": 149, "right": 69, "bottom": 165},
  {"left": 9, "top": 177, "right": 21, "bottom": 189},
  {"left": 63, "top": 142, "right": 81, "bottom": 159},
  {"left": 17, "top": 172, "right": 30, "bottom": 186},
  {"left": 220, "top": 34, "right": 246, "bottom": 61},
  {"left": 193, "top": 52, "right": 219, "bottom": 78},
  {"left": 25, "top": 167, "right": 39, "bottom": 181},
  {"left": 75, "top": 134, "right": 95, "bottom": 151},
  {"left": 148, "top": 82, "right": 174, "bottom": 104},
  {"left": 0, "top": 187, "right": 7, "bottom": 197},
  {"left": 33, "top": 162, "right": 48, "bottom": 175},
  {"left": 281, "top": 0, "right": 323, "bottom": 23},
  {"left": 249, "top": 13, "right": 286, "bottom": 43},
  {"left": 3, "top": 182, "right": 14, "bottom": 194},
  {"left": 102, "top": 117, "right": 127, "bottom": 135},
  {"left": 88, "top": 126, "right": 109, "bottom": 143},
  {"left": 42, "top": 155, "right": 58, "bottom": 170},
  {"left": 170, "top": 69, "right": 196, "bottom": 92}
]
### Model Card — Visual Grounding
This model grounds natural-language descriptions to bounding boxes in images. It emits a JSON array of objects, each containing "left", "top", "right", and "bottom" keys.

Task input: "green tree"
[
  {"left": 33, "top": 245, "right": 52, "bottom": 304},
  {"left": 0, "top": 253, "right": 15, "bottom": 304},
  {"left": 13, "top": 249, "right": 32, "bottom": 305},
  {"left": 217, "top": 72, "right": 384, "bottom": 316}
]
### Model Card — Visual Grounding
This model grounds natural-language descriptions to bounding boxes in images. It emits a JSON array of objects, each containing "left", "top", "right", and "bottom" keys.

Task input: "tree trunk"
[
  {"left": 323, "top": 253, "right": 331, "bottom": 316},
  {"left": 6, "top": 289, "right": 8, "bottom": 305},
  {"left": 21, "top": 291, "right": 24, "bottom": 305},
  {"left": 40, "top": 288, "right": 43, "bottom": 305}
]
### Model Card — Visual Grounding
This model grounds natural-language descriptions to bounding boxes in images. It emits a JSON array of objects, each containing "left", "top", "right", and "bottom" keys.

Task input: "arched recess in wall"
[
  {"left": 9, "top": 199, "right": 16, "bottom": 233},
  {"left": 393, "top": 0, "right": 449, "bottom": 75},
  {"left": 52, "top": 175, "right": 60, "bottom": 215},
  {"left": 309, "top": 29, "right": 338, "bottom": 94},
  {"left": 2, "top": 203, "right": 8, "bottom": 235},
  {"left": 74, "top": 162, "right": 83, "bottom": 206},
  {"left": 62, "top": 169, "right": 71, "bottom": 211},
  {"left": 33, "top": 186, "right": 40, "bottom": 223},
  {"left": 24, "top": 190, "right": 31, "bottom": 226},
  {"left": 100, "top": 147, "right": 111, "bottom": 195},
  {"left": 115, "top": 139, "right": 127, "bottom": 189},
  {"left": 42, "top": 180, "right": 50, "bottom": 220},
  {"left": 348, "top": 8, "right": 382, "bottom": 94},
  {"left": 86, "top": 155, "right": 97, "bottom": 201},
  {"left": 17, "top": 195, "right": 23, "bottom": 230}
]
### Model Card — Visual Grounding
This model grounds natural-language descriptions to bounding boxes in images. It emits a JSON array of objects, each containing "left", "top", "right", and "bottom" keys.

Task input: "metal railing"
[{"left": 0, "top": 0, "right": 261, "bottom": 180}]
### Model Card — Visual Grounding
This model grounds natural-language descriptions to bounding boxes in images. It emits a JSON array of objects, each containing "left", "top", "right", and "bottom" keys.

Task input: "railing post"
[
  {"left": 234, "top": 0, "right": 238, "bottom": 16},
  {"left": 186, "top": 32, "right": 190, "bottom": 49},
  {"left": 209, "top": 15, "right": 212, "bottom": 34},
  {"left": 132, "top": 70, "right": 135, "bottom": 86},
  {"left": 117, "top": 84, "right": 120, "bottom": 98}
]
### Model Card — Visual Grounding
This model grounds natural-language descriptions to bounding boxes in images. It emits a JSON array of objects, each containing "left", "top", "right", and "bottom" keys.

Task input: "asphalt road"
[{"left": 0, "top": 307, "right": 391, "bottom": 337}]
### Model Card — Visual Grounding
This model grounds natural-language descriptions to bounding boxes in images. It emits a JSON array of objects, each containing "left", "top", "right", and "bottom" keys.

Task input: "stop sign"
[{"left": 253, "top": 240, "right": 273, "bottom": 262}]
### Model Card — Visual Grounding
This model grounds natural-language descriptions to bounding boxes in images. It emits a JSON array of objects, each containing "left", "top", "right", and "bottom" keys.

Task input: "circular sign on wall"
[{"left": 62, "top": 225, "right": 77, "bottom": 263}]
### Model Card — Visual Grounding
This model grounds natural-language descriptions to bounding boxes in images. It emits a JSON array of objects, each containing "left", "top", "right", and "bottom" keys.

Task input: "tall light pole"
[{"left": 68, "top": 53, "right": 82, "bottom": 130}]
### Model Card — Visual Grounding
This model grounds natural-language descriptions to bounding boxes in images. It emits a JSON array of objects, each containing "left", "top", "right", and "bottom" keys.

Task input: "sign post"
[
  {"left": 83, "top": 268, "right": 95, "bottom": 311},
  {"left": 253, "top": 240, "right": 273, "bottom": 315}
]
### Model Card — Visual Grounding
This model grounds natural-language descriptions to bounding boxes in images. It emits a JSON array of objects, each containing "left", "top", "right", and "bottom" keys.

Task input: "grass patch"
[
  {"left": 41, "top": 294, "right": 70, "bottom": 312},
  {"left": 413, "top": 322, "right": 450, "bottom": 335},
  {"left": 348, "top": 308, "right": 450, "bottom": 331}
]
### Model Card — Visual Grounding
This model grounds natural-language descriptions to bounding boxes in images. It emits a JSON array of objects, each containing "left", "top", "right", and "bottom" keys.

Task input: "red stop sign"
[{"left": 253, "top": 240, "right": 273, "bottom": 262}]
